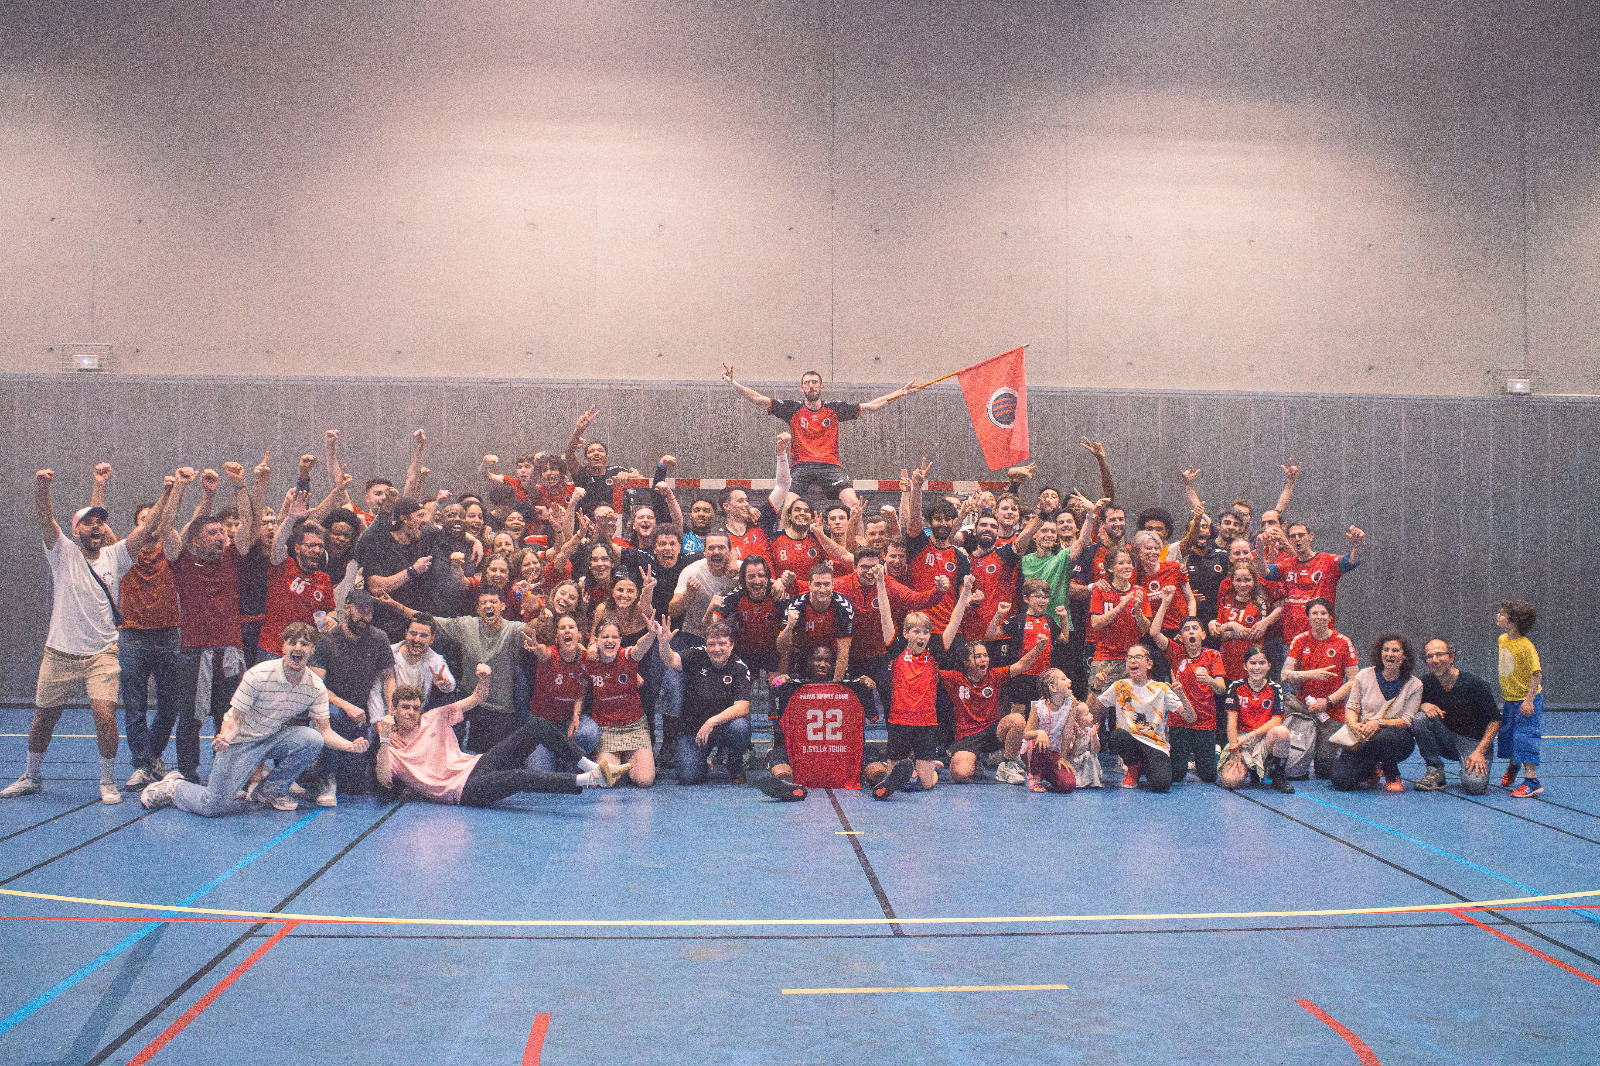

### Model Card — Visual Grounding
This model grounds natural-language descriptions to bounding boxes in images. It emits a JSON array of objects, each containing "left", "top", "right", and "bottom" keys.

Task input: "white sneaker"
[
  {"left": 124, "top": 766, "right": 158, "bottom": 791},
  {"left": 287, "top": 783, "right": 307, "bottom": 798},
  {"left": 140, "top": 771, "right": 185, "bottom": 810},
  {"left": 255, "top": 788, "right": 298, "bottom": 811},
  {"left": 0, "top": 775, "right": 42, "bottom": 798},
  {"left": 315, "top": 779, "right": 337, "bottom": 808},
  {"left": 994, "top": 760, "right": 1027, "bottom": 785},
  {"left": 99, "top": 781, "right": 124, "bottom": 805}
]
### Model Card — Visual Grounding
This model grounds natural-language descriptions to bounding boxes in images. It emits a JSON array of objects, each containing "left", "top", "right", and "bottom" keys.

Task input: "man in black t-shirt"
[
  {"left": 652, "top": 619, "right": 751, "bottom": 785},
  {"left": 1413, "top": 638, "right": 1501, "bottom": 794},
  {"left": 307, "top": 590, "right": 396, "bottom": 804},
  {"left": 356, "top": 498, "right": 450, "bottom": 640}
]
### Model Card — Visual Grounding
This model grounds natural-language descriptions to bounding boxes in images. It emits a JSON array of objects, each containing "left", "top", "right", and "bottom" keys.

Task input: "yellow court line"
[
  {"left": 2, "top": 886, "right": 1597, "bottom": 928},
  {"left": 1546, "top": 735, "right": 1600, "bottom": 739},
  {"left": 783, "top": 983, "right": 1069, "bottom": 995},
  {"left": 836, "top": 831, "right": 861, "bottom": 835}
]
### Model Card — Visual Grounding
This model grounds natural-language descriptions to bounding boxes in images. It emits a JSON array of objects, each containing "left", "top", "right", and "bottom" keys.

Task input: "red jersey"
[
  {"left": 906, "top": 532, "right": 969, "bottom": 630},
  {"left": 940, "top": 666, "right": 1009, "bottom": 739},
  {"left": 779, "top": 681, "right": 867, "bottom": 789},
  {"left": 535, "top": 482, "right": 574, "bottom": 509},
  {"left": 1089, "top": 584, "right": 1149, "bottom": 661},
  {"left": 120, "top": 544, "right": 182, "bottom": 631},
  {"left": 1015, "top": 614, "right": 1054, "bottom": 676},
  {"left": 769, "top": 531, "right": 824, "bottom": 595},
  {"left": 171, "top": 547, "right": 243, "bottom": 649},
  {"left": 1215, "top": 596, "right": 1263, "bottom": 680},
  {"left": 888, "top": 643, "right": 939, "bottom": 726},
  {"left": 769, "top": 399, "right": 860, "bottom": 466},
  {"left": 1225, "top": 679, "right": 1284, "bottom": 732},
  {"left": 1272, "top": 552, "right": 1348, "bottom": 642},
  {"left": 582, "top": 653, "right": 645, "bottom": 727},
  {"left": 712, "top": 588, "right": 784, "bottom": 672},
  {"left": 1286, "top": 629, "right": 1359, "bottom": 713},
  {"left": 1165, "top": 642, "right": 1225, "bottom": 730},
  {"left": 1139, "top": 561, "right": 1192, "bottom": 632},
  {"left": 963, "top": 548, "right": 1019, "bottom": 640},
  {"left": 260, "top": 558, "right": 333, "bottom": 655},
  {"left": 833, "top": 570, "right": 944, "bottom": 659},
  {"left": 788, "top": 593, "right": 854, "bottom": 658},
  {"left": 724, "top": 523, "right": 771, "bottom": 567},
  {"left": 530, "top": 648, "right": 587, "bottom": 725}
]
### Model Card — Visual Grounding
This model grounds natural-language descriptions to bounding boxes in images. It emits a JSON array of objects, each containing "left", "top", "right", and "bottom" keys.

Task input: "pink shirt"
[{"left": 385, "top": 701, "right": 479, "bottom": 804}]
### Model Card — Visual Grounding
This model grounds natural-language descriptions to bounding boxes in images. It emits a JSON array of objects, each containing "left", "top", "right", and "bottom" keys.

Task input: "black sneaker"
[
  {"left": 872, "top": 761, "right": 915, "bottom": 800},
  {"left": 756, "top": 774, "right": 807, "bottom": 802},
  {"left": 1415, "top": 767, "right": 1448, "bottom": 791}
]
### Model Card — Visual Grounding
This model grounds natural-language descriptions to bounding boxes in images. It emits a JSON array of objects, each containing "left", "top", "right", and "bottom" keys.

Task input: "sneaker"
[
  {"left": 1510, "top": 780, "right": 1544, "bottom": 798},
  {"left": 315, "top": 779, "right": 337, "bottom": 808},
  {"left": 239, "top": 764, "right": 270, "bottom": 803},
  {"left": 757, "top": 774, "right": 807, "bottom": 802},
  {"left": 994, "top": 760, "right": 1026, "bottom": 785},
  {"left": 255, "top": 788, "right": 298, "bottom": 811},
  {"left": 599, "top": 761, "right": 632, "bottom": 788},
  {"left": 151, "top": 758, "right": 169, "bottom": 776},
  {"left": 1415, "top": 767, "right": 1448, "bottom": 791},
  {"left": 288, "top": 782, "right": 307, "bottom": 797},
  {"left": 140, "top": 770, "right": 185, "bottom": 810},
  {"left": 124, "top": 766, "right": 158, "bottom": 792},
  {"left": 1027, "top": 776, "right": 1047, "bottom": 793},
  {"left": 0, "top": 775, "right": 42, "bottom": 798},
  {"left": 873, "top": 760, "right": 916, "bottom": 800},
  {"left": 1121, "top": 766, "right": 1141, "bottom": 789},
  {"left": 99, "top": 782, "right": 123, "bottom": 805},
  {"left": 1500, "top": 766, "right": 1517, "bottom": 788}
]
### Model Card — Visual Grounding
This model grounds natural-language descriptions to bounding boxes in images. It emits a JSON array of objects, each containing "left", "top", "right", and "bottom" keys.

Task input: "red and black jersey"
[
  {"left": 711, "top": 588, "right": 784, "bottom": 672},
  {"left": 1139, "top": 561, "right": 1192, "bottom": 632},
  {"left": 724, "top": 523, "right": 770, "bottom": 567},
  {"left": 1225, "top": 678, "right": 1285, "bottom": 732},
  {"left": 905, "top": 530, "right": 970, "bottom": 631},
  {"left": 1166, "top": 642, "right": 1225, "bottom": 729},
  {"left": 775, "top": 680, "right": 869, "bottom": 789},
  {"left": 962, "top": 544, "right": 1021, "bottom": 640},
  {"left": 581, "top": 653, "right": 645, "bottom": 727},
  {"left": 1286, "top": 629, "right": 1358, "bottom": 712},
  {"left": 994, "top": 611, "right": 1058, "bottom": 676},
  {"left": 530, "top": 648, "right": 587, "bottom": 724},
  {"left": 940, "top": 666, "right": 1010, "bottom": 739},
  {"left": 887, "top": 637, "right": 940, "bottom": 727},
  {"left": 260, "top": 559, "right": 334, "bottom": 656},
  {"left": 1089, "top": 583, "right": 1148, "bottom": 662},
  {"left": 769, "top": 399, "right": 861, "bottom": 466},
  {"left": 786, "top": 592, "right": 855, "bottom": 658},
  {"left": 1215, "top": 596, "right": 1264, "bottom": 680},
  {"left": 1269, "top": 552, "right": 1350, "bottom": 643},
  {"left": 769, "top": 531, "right": 825, "bottom": 595}
]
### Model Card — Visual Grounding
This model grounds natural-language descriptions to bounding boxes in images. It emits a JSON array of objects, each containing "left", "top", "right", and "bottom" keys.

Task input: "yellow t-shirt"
[{"left": 1498, "top": 634, "right": 1541, "bottom": 701}]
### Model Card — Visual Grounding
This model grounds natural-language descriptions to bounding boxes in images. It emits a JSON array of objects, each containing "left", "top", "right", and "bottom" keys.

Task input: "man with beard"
[
  {"left": 718, "top": 486, "right": 772, "bottom": 566},
  {"left": 834, "top": 546, "right": 947, "bottom": 696},
  {"left": 762, "top": 496, "right": 851, "bottom": 597},
  {"left": 260, "top": 491, "right": 336, "bottom": 658},
  {"left": 900, "top": 464, "right": 971, "bottom": 633},
  {"left": 711, "top": 556, "right": 792, "bottom": 727},
  {"left": 681, "top": 498, "right": 717, "bottom": 554},
  {"left": 960, "top": 513, "right": 1027, "bottom": 641},
  {"left": 390, "top": 613, "right": 455, "bottom": 708},
  {"left": 114, "top": 474, "right": 186, "bottom": 791},
  {"left": 357, "top": 496, "right": 448, "bottom": 640},
  {"left": 4, "top": 470, "right": 160, "bottom": 803},
  {"left": 306, "top": 589, "right": 395, "bottom": 805},
  {"left": 564, "top": 405, "right": 638, "bottom": 517}
]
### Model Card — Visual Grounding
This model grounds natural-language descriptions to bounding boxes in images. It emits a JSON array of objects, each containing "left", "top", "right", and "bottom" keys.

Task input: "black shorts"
[
  {"left": 950, "top": 720, "right": 1003, "bottom": 757},
  {"left": 886, "top": 723, "right": 943, "bottom": 762},
  {"left": 791, "top": 461, "right": 853, "bottom": 500},
  {"left": 1004, "top": 673, "right": 1044, "bottom": 706}
]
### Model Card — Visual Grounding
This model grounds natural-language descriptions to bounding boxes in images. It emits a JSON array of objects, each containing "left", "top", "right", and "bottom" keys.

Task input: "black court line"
[
  {"left": 0, "top": 799, "right": 98, "bottom": 844},
  {"left": 825, "top": 788, "right": 905, "bottom": 937},
  {"left": 82, "top": 801, "right": 408, "bottom": 1066},
  {"left": 1227, "top": 791, "right": 1600, "bottom": 971},
  {"left": 1417, "top": 782, "right": 1600, "bottom": 847},
  {"left": 0, "top": 810, "right": 158, "bottom": 886}
]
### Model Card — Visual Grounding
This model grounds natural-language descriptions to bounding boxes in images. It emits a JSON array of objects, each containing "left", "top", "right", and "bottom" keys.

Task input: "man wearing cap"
[
  {"left": 303, "top": 588, "right": 395, "bottom": 806},
  {"left": 356, "top": 495, "right": 449, "bottom": 641},
  {"left": 3, "top": 469, "right": 161, "bottom": 804}
]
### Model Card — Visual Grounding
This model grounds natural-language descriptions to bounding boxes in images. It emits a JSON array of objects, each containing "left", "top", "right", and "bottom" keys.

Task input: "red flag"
[{"left": 957, "top": 346, "right": 1029, "bottom": 470}]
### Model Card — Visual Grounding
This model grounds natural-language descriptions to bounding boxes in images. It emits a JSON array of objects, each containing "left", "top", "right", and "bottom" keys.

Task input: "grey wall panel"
[{"left": 0, "top": 374, "right": 1592, "bottom": 704}]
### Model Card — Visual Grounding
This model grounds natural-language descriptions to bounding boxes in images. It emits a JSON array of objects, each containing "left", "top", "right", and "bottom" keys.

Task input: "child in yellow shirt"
[{"left": 1496, "top": 599, "right": 1544, "bottom": 797}]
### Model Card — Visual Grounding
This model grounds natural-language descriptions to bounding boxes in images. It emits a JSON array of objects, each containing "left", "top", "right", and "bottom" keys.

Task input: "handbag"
[{"left": 1327, "top": 695, "right": 1396, "bottom": 750}]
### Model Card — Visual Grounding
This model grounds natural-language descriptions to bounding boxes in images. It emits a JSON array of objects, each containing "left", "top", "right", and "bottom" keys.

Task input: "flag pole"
[{"left": 905, "top": 344, "right": 1028, "bottom": 394}]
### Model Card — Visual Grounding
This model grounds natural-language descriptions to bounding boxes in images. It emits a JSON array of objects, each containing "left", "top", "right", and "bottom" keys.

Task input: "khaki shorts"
[{"left": 36, "top": 645, "right": 121, "bottom": 707}]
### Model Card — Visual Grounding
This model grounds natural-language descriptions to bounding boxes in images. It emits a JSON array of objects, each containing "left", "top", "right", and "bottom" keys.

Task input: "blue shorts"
[{"left": 1497, "top": 692, "right": 1542, "bottom": 765}]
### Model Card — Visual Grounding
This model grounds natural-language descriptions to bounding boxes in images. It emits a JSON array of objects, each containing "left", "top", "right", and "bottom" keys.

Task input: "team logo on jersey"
[
  {"left": 1262, "top": 697, "right": 1273, "bottom": 710},
  {"left": 617, "top": 671, "right": 629, "bottom": 683},
  {"left": 986, "top": 388, "right": 1019, "bottom": 428},
  {"left": 808, "top": 548, "right": 818, "bottom": 559},
  {"left": 984, "top": 563, "right": 997, "bottom": 575},
  {"left": 723, "top": 675, "right": 733, "bottom": 685},
  {"left": 1326, "top": 648, "right": 1337, "bottom": 658},
  {"left": 945, "top": 561, "right": 956, "bottom": 573},
  {"left": 981, "top": 686, "right": 994, "bottom": 699}
]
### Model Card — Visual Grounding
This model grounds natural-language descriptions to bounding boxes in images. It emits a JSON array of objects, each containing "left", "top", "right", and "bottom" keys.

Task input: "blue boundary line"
[
  {"left": 0, "top": 810, "right": 322, "bottom": 1037},
  {"left": 1295, "top": 793, "right": 1600, "bottom": 927}
]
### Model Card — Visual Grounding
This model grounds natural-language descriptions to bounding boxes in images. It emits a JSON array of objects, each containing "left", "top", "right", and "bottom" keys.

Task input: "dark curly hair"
[{"left": 1369, "top": 631, "right": 1415, "bottom": 677}]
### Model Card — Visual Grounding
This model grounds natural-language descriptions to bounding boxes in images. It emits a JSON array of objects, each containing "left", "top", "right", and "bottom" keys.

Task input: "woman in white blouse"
[{"left": 1331, "top": 632, "right": 1422, "bottom": 792}]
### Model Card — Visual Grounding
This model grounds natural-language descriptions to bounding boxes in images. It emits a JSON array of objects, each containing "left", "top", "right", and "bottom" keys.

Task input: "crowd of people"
[{"left": 3, "top": 368, "right": 1552, "bottom": 816}]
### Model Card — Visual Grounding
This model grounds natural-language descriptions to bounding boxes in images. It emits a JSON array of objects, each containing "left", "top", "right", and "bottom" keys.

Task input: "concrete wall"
[
  {"left": 0, "top": 374, "right": 1591, "bottom": 704},
  {"left": 3, "top": 1, "right": 1597, "bottom": 393}
]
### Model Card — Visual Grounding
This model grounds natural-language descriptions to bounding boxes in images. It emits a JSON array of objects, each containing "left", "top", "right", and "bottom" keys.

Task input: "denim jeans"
[
  {"left": 1498, "top": 694, "right": 1542, "bottom": 767},
  {"left": 118, "top": 627, "right": 184, "bottom": 770},
  {"left": 311, "top": 703, "right": 375, "bottom": 794},
  {"left": 656, "top": 632, "right": 705, "bottom": 723},
  {"left": 1412, "top": 714, "right": 1492, "bottom": 794},
  {"left": 526, "top": 715, "right": 601, "bottom": 773},
  {"left": 171, "top": 726, "right": 324, "bottom": 817},
  {"left": 170, "top": 647, "right": 245, "bottom": 777},
  {"left": 674, "top": 717, "right": 751, "bottom": 784}
]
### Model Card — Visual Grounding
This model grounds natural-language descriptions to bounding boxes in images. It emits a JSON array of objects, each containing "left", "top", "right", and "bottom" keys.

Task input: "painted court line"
[
  {"left": 522, "top": 1013, "right": 552, "bottom": 1066},
  {"left": 5, "top": 885, "right": 1600, "bottom": 928},
  {"left": 783, "top": 983, "right": 1070, "bottom": 995},
  {"left": 0, "top": 810, "right": 321, "bottom": 1037},
  {"left": 1450, "top": 910, "right": 1600, "bottom": 989},
  {"left": 0, "top": 799, "right": 98, "bottom": 844},
  {"left": 1295, "top": 1000, "right": 1381, "bottom": 1065},
  {"left": 125, "top": 921, "right": 302, "bottom": 1066}
]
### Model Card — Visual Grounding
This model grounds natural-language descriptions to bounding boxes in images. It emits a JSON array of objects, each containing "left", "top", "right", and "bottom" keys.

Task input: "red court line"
[
  {"left": 522, "top": 1013, "right": 552, "bottom": 1066},
  {"left": 125, "top": 921, "right": 300, "bottom": 1065},
  {"left": 1295, "top": 1000, "right": 1380, "bottom": 1065},
  {"left": 1451, "top": 910, "right": 1600, "bottom": 988}
]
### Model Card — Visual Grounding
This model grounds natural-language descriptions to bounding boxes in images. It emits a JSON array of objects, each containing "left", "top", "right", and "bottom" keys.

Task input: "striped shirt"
[{"left": 228, "top": 658, "right": 330, "bottom": 743}]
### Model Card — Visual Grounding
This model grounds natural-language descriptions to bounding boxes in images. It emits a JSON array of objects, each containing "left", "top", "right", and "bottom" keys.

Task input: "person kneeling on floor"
[
  {"left": 374, "top": 664, "right": 623, "bottom": 806},
  {"left": 141, "top": 622, "right": 368, "bottom": 815},
  {"left": 1090, "top": 643, "right": 1193, "bottom": 793},
  {"left": 1219, "top": 646, "right": 1295, "bottom": 793},
  {"left": 758, "top": 643, "right": 895, "bottom": 802}
]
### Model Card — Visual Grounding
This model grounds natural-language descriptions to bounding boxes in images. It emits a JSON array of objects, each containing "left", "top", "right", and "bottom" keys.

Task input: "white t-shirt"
[
  {"left": 389, "top": 643, "right": 456, "bottom": 706},
  {"left": 44, "top": 536, "right": 134, "bottom": 655},
  {"left": 1096, "top": 678, "right": 1183, "bottom": 754},
  {"left": 674, "top": 559, "right": 737, "bottom": 638}
]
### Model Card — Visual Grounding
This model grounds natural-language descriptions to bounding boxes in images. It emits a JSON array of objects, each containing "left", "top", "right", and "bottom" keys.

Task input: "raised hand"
[
  {"left": 1346, "top": 525, "right": 1366, "bottom": 548},
  {"left": 576, "top": 404, "right": 600, "bottom": 431},
  {"left": 36, "top": 469, "right": 55, "bottom": 487},
  {"left": 721, "top": 363, "right": 736, "bottom": 383},
  {"left": 1079, "top": 437, "right": 1106, "bottom": 459},
  {"left": 1180, "top": 466, "right": 1201, "bottom": 486},
  {"left": 914, "top": 456, "right": 932, "bottom": 484},
  {"left": 776, "top": 432, "right": 790, "bottom": 454},
  {"left": 659, "top": 455, "right": 677, "bottom": 474},
  {"left": 93, "top": 462, "right": 113, "bottom": 484},
  {"left": 475, "top": 662, "right": 492, "bottom": 681},
  {"left": 1282, "top": 461, "right": 1300, "bottom": 482},
  {"left": 175, "top": 467, "right": 197, "bottom": 485},
  {"left": 412, "top": 556, "right": 433, "bottom": 574},
  {"left": 199, "top": 468, "right": 220, "bottom": 492},
  {"left": 222, "top": 461, "right": 246, "bottom": 485},
  {"left": 376, "top": 716, "right": 392, "bottom": 741},
  {"left": 432, "top": 661, "right": 450, "bottom": 686},
  {"left": 482, "top": 454, "right": 499, "bottom": 469},
  {"left": 254, "top": 450, "right": 271, "bottom": 480},
  {"left": 298, "top": 454, "right": 317, "bottom": 479},
  {"left": 288, "top": 489, "right": 310, "bottom": 519},
  {"left": 414, "top": 428, "right": 427, "bottom": 445},
  {"left": 325, "top": 429, "right": 340, "bottom": 447}
]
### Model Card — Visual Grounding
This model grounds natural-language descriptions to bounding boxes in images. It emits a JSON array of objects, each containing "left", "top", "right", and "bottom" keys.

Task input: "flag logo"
[{"left": 987, "top": 388, "right": 1019, "bottom": 428}]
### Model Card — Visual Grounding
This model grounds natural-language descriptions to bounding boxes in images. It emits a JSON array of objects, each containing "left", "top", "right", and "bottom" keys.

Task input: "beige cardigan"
[{"left": 1345, "top": 668, "right": 1422, "bottom": 725}]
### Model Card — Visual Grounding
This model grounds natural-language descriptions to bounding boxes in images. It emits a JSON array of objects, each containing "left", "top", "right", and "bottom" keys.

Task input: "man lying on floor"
[{"left": 374, "top": 663, "right": 626, "bottom": 806}]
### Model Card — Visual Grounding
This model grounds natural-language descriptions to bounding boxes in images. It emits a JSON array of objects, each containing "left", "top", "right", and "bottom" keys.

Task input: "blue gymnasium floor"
[{"left": 2, "top": 710, "right": 1598, "bottom": 1066}]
